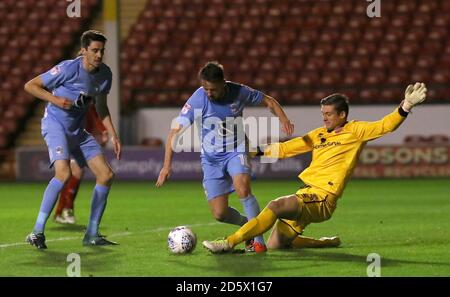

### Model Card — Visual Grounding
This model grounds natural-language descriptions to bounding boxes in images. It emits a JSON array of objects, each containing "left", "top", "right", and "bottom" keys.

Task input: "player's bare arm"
[
  {"left": 24, "top": 76, "right": 72, "bottom": 110},
  {"left": 156, "top": 125, "right": 184, "bottom": 187},
  {"left": 261, "top": 95, "right": 294, "bottom": 136},
  {"left": 95, "top": 94, "right": 121, "bottom": 160}
]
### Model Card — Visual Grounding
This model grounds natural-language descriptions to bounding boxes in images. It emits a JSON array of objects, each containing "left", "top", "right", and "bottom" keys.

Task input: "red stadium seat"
[
  {"left": 305, "top": 56, "right": 326, "bottom": 71},
  {"left": 325, "top": 15, "right": 347, "bottom": 29},
  {"left": 332, "top": 2, "right": 352, "bottom": 15},
  {"left": 313, "top": 43, "right": 334, "bottom": 57},
  {"left": 343, "top": 71, "right": 363, "bottom": 85},
  {"left": 430, "top": 69, "right": 449, "bottom": 84},
  {"left": 355, "top": 43, "right": 377, "bottom": 56},
  {"left": 340, "top": 28, "right": 362, "bottom": 42},
  {"left": 387, "top": 70, "right": 409, "bottom": 85},
  {"left": 275, "top": 72, "right": 296, "bottom": 88},
  {"left": 297, "top": 71, "right": 319, "bottom": 86},
  {"left": 371, "top": 55, "right": 391, "bottom": 70},
  {"left": 358, "top": 89, "right": 380, "bottom": 104},
  {"left": 349, "top": 56, "right": 370, "bottom": 70},
  {"left": 114, "top": 0, "right": 449, "bottom": 107},
  {"left": 253, "top": 72, "right": 275, "bottom": 88},
  {"left": 410, "top": 69, "right": 431, "bottom": 83},
  {"left": 378, "top": 41, "right": 399, "bottom": 56},
  {"left": 365, "top": 70, "right": 386, "bottom": 85},
  {"left": 321, "top": 71, "right": 342, "bottom": 86},
  {"left": 327, "top": 56, "right": 347, "bottom": 70},
  {"left": 288, "top": 91, "right": 313, "bottom": 104},
  {"left": 333, "top": 42, "right": 355, "bottom": 57}
]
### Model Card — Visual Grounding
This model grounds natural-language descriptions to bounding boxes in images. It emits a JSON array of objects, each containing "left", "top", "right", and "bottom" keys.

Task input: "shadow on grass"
[
  {"left": 168, "top": 245, "right": 450, "bottom": 276},
  {"left": 47, "top": 224, "right": 86, "bottom": 232},
  {"left": 18, "top": 247, "right": 122, "bottom": 276},
  {"left": 264, "top": 247, "right": 450, "bottom": 268},
  {"left": 165, "top": 247, "right": 276, "bottom": 276}
]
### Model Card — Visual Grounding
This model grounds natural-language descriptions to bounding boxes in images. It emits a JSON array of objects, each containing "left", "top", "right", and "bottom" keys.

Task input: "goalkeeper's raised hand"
[{"left": 403, "top": 82, "right": 427, "bottom": 112}]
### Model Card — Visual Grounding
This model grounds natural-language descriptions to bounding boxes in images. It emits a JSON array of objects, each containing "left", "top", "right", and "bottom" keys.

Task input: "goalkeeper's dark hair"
[
  {"left": 198, "top": 61, "right": 225, "bottom": 83},
  {"left": 81, "top": 30, "right": 107, "bottom": 49},
  {"left": 320, "top": 93, "right": 349, "bottom": 118}
]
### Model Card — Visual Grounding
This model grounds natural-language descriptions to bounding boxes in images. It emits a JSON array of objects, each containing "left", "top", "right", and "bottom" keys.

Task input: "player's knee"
[
  {"left": 235, "top": 188, "right": 250, "bottom": 198},
  {"left": 267, "top": 199, "right": 283, "bottom": 214},
  {"left": 267, "top": 227, "right": 294, "bottom": 250},
  {"left": 55, "top": 169, "right": 72, "bottom": 183},
  {"left": 211, "top": 209, "right": 228, "bottom": 222},
  {"left": 97, "top": 169, "right": 115, "bottom": 185},
  {"left": 70, "top": 164, "right": 83, "bottom": 179}
]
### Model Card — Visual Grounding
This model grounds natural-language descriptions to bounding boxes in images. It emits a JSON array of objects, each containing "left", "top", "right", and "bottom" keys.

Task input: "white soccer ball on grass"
[{"left": 167, "top": 226, "right": 197, "bottom": 254}]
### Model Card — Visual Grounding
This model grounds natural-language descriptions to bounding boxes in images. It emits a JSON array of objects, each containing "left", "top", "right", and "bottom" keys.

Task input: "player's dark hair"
[
  {"left": 320, "top": 93, "right": 349, "bottom": 117},
  {"left": 80, "top": 30, "right": 107, "bottom": 49},
  {"left": 198, "top": 61, "right": 225, "bottom": 82}
]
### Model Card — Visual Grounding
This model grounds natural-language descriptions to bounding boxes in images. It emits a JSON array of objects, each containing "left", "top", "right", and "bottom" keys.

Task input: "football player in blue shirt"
[
  {"left": 23, "top": 30, "right": 121, "bottom": 248},
  {"left": 156, "top": 61, "right": 294, "bottom": 253}
]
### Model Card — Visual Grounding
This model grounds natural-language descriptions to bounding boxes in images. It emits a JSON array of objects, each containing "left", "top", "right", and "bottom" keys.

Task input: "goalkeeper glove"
[{"left": 403, "top": 82, "right": 427, "bottom": 111}]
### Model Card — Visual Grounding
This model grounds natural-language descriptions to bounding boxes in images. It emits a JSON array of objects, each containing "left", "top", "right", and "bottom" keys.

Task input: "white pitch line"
[{"left": 0, "top": 222, "right": 219, "bottom": 249}]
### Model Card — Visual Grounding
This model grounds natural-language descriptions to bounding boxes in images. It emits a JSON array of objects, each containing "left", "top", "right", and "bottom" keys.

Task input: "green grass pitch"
[{"left": 0, "top": 179, "right": 449, "bottom": 276}]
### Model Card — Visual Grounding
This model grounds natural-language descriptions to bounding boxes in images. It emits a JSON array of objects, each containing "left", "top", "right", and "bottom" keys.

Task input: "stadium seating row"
[
  {"left": 120, "top": 0, "right": 449, "bottom": 107},
  {"left": 0, "top": 0, "right": 99, "bottom": 148}
]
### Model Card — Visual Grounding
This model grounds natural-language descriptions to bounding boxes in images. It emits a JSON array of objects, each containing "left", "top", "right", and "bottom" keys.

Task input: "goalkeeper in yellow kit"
[{"left": 203, "top": 82, "right": 427, "bottom": 253}]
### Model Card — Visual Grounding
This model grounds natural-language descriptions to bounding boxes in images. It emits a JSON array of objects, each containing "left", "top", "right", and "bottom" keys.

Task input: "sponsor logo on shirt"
[
  {"left": 313, "top": 141, "right": 341, "bottom": 149},
  {"left": 50, "top": 66, "right": 61, "bottom": 75},
  {"left": 181, "top": 103, "right": 192, "bottom": 115}
]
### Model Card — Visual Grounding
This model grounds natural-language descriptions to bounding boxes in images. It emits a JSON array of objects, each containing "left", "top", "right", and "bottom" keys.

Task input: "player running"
[
  {"left": 203, "top": 82, "right": 427, "bottom": 253},
  {"left": 156, "top": 61, "right": 294, "bottom": 253},
  {"left": 24, "top": 30, "right": 121, "bottom": 248}
]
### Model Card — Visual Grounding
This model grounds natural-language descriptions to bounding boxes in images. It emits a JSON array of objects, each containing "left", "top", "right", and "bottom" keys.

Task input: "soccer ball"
[{"left": 167, "top": 226, "right": 197, "bottom": 254}]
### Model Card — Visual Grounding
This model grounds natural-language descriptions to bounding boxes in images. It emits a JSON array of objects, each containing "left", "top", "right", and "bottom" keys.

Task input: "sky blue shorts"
[
  {"left": 42, "top": 127, "right": 102, "bottom": 168},
  {"left": 202, "top": 153, "right": 252, "bottom": 200}
]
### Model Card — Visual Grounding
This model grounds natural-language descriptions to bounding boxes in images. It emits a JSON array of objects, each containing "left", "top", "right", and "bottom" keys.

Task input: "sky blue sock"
[
  {"left": 33, "top": 177, "right": 65, "bottom": 233},
  {"left": 86, "top": 184, "right": 110, "bottom": 237},
  {"left": 240, "top": 195, "right": 265, "bottom": 244}
]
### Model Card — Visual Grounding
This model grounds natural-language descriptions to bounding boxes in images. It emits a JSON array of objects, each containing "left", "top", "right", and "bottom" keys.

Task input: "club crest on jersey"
[
  {"left": 181, "top": 103, "right": 192, "bottom": 115},
  {"left": 317, "top": 133, "right": 326, "bottom": 143},
  {"left": 50, "top": 66, "right": 61, "bottom": 75},
  {"left": 55, "top": 146, "right": 64, "bottom": 155}
]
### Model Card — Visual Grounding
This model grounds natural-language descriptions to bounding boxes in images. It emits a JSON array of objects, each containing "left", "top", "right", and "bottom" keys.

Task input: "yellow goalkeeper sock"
[{"left": 227, "top": 207, "right": 277, "bottom": 247}]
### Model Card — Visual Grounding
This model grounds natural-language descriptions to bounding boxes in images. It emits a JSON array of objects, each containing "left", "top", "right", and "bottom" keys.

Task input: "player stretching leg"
[
  {"left": 203, "top": 83, "right": 427, "bottom": 253},
  {"left": 24, "top": 30, "right": 121, "bottom": 248},
  {"left": 156, "top": 62, "right": 295, "bottom": 253}
]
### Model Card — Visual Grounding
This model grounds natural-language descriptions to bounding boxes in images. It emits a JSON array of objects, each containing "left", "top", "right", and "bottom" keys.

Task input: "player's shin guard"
[
  {"left": 240, "top": 195, "right": 265, "bottom": 244},
  {"left": 227, "top": 207, "right": 277, "bottom": 248},
  {"left": 86, "top": 184, "right": 110, "bottom": 236},
  {"left": 33, "top": 178, "right": 65, "bottom": 233},
  {"left": 55, "top": 176, "right": 80, "bottom": 215}
]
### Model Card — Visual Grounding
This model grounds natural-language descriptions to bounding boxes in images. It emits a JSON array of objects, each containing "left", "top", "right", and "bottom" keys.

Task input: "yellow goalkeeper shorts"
[{"left": 276, "top": 185, "right": 339, "bottom": 237}]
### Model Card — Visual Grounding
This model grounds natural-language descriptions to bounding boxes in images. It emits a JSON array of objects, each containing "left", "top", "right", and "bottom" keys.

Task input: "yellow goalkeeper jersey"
[{"left": 264, "top": 108, "right": 407, "bottom": 197}]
